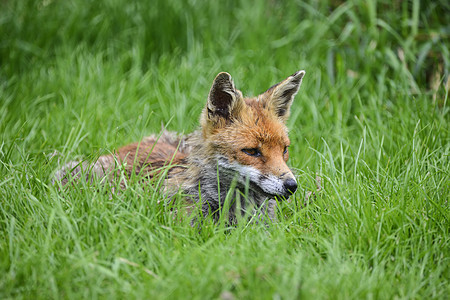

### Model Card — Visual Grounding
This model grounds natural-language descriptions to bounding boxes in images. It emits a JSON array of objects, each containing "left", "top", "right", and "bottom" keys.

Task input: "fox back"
[{"left": 54, "top": 70, "right": 306, "bottom": 222}]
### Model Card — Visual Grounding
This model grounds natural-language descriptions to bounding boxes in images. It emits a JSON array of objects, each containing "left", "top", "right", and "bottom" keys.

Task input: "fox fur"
[{"left": 54, "top": 70, "right": 306, "bottom": 222}]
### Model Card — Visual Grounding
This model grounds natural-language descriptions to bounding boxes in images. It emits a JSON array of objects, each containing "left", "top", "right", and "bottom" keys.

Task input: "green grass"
[{"left": 1, "top": 0, "right": 449, "bottom": 298}]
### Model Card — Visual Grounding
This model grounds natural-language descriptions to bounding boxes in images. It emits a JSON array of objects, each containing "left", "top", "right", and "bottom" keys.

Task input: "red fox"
[{"left": 54, "top": 70, "right": 306, "bottom": 222}]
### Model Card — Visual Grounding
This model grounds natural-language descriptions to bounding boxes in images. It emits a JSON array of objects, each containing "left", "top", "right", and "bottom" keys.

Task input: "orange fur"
[{"left": 54, "top": 70, "right": 306, "bottom": 222}]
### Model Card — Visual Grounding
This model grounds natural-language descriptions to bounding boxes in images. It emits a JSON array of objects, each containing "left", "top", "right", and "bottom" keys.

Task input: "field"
[{"left": 1, "top": 0, "right": 449, "bottom": 299}]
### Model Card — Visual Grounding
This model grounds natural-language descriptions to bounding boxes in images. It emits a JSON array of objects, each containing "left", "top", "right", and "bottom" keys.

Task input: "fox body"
[{"left": 55, "top": 70, "right": 306, "bottom": 221}]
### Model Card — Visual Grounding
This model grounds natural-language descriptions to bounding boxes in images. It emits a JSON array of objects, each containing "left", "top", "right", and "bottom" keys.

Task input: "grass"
[{"left": 0, "top": 0, "right": 449, "bottom": 298}]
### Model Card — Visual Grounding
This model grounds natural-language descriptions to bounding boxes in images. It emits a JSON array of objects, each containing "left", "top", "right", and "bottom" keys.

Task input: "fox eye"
[
  {"left": 283, "top": 146, "right": 289, "bottom": 154},
  {"left": 242, "top": 148, "right": 261, "bottom": 157}
]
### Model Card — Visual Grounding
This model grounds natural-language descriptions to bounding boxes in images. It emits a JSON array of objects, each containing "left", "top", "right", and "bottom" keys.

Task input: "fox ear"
[
  {"left": 206, "top": 72, "right": 242, "bottom": 122},
  {"left": 263, "top": 70, "right": 305, "bottom": 121}
]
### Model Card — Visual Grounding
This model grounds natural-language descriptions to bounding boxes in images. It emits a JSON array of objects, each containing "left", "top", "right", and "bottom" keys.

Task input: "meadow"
[{"left": 0, "top": 0, "right": 448, "bottom": 298}]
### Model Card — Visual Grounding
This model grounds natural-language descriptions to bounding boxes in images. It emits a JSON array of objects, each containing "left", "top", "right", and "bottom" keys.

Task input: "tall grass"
[{"left": 1, "top": 0, "right": 448, "bottom": 298}]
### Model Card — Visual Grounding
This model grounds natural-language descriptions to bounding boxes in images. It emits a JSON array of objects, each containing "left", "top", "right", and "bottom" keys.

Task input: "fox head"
[{"left": 200, "top": 70, "right": 305, "bottom": 200}]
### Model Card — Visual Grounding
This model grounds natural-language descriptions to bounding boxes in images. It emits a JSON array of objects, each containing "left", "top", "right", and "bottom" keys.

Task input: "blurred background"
[{"left": 2, "top": 0, "right": 448, "bottom": 81}]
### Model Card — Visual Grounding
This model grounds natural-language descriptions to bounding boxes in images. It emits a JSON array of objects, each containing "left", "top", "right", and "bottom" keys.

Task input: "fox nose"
[{"left": 284, "top": 178, "right": 298, "bottom": 195}]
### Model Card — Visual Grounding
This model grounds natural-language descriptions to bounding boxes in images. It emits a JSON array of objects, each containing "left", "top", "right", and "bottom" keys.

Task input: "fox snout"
[
  {"left": 257, "top": 171, "right": 298, "bottom": 200},
  {"left": 283, "top": 178, "right": 298, "bottom": 196},
  {"left": 273, "top": 170, "right": 297, "bottom": 198}
]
